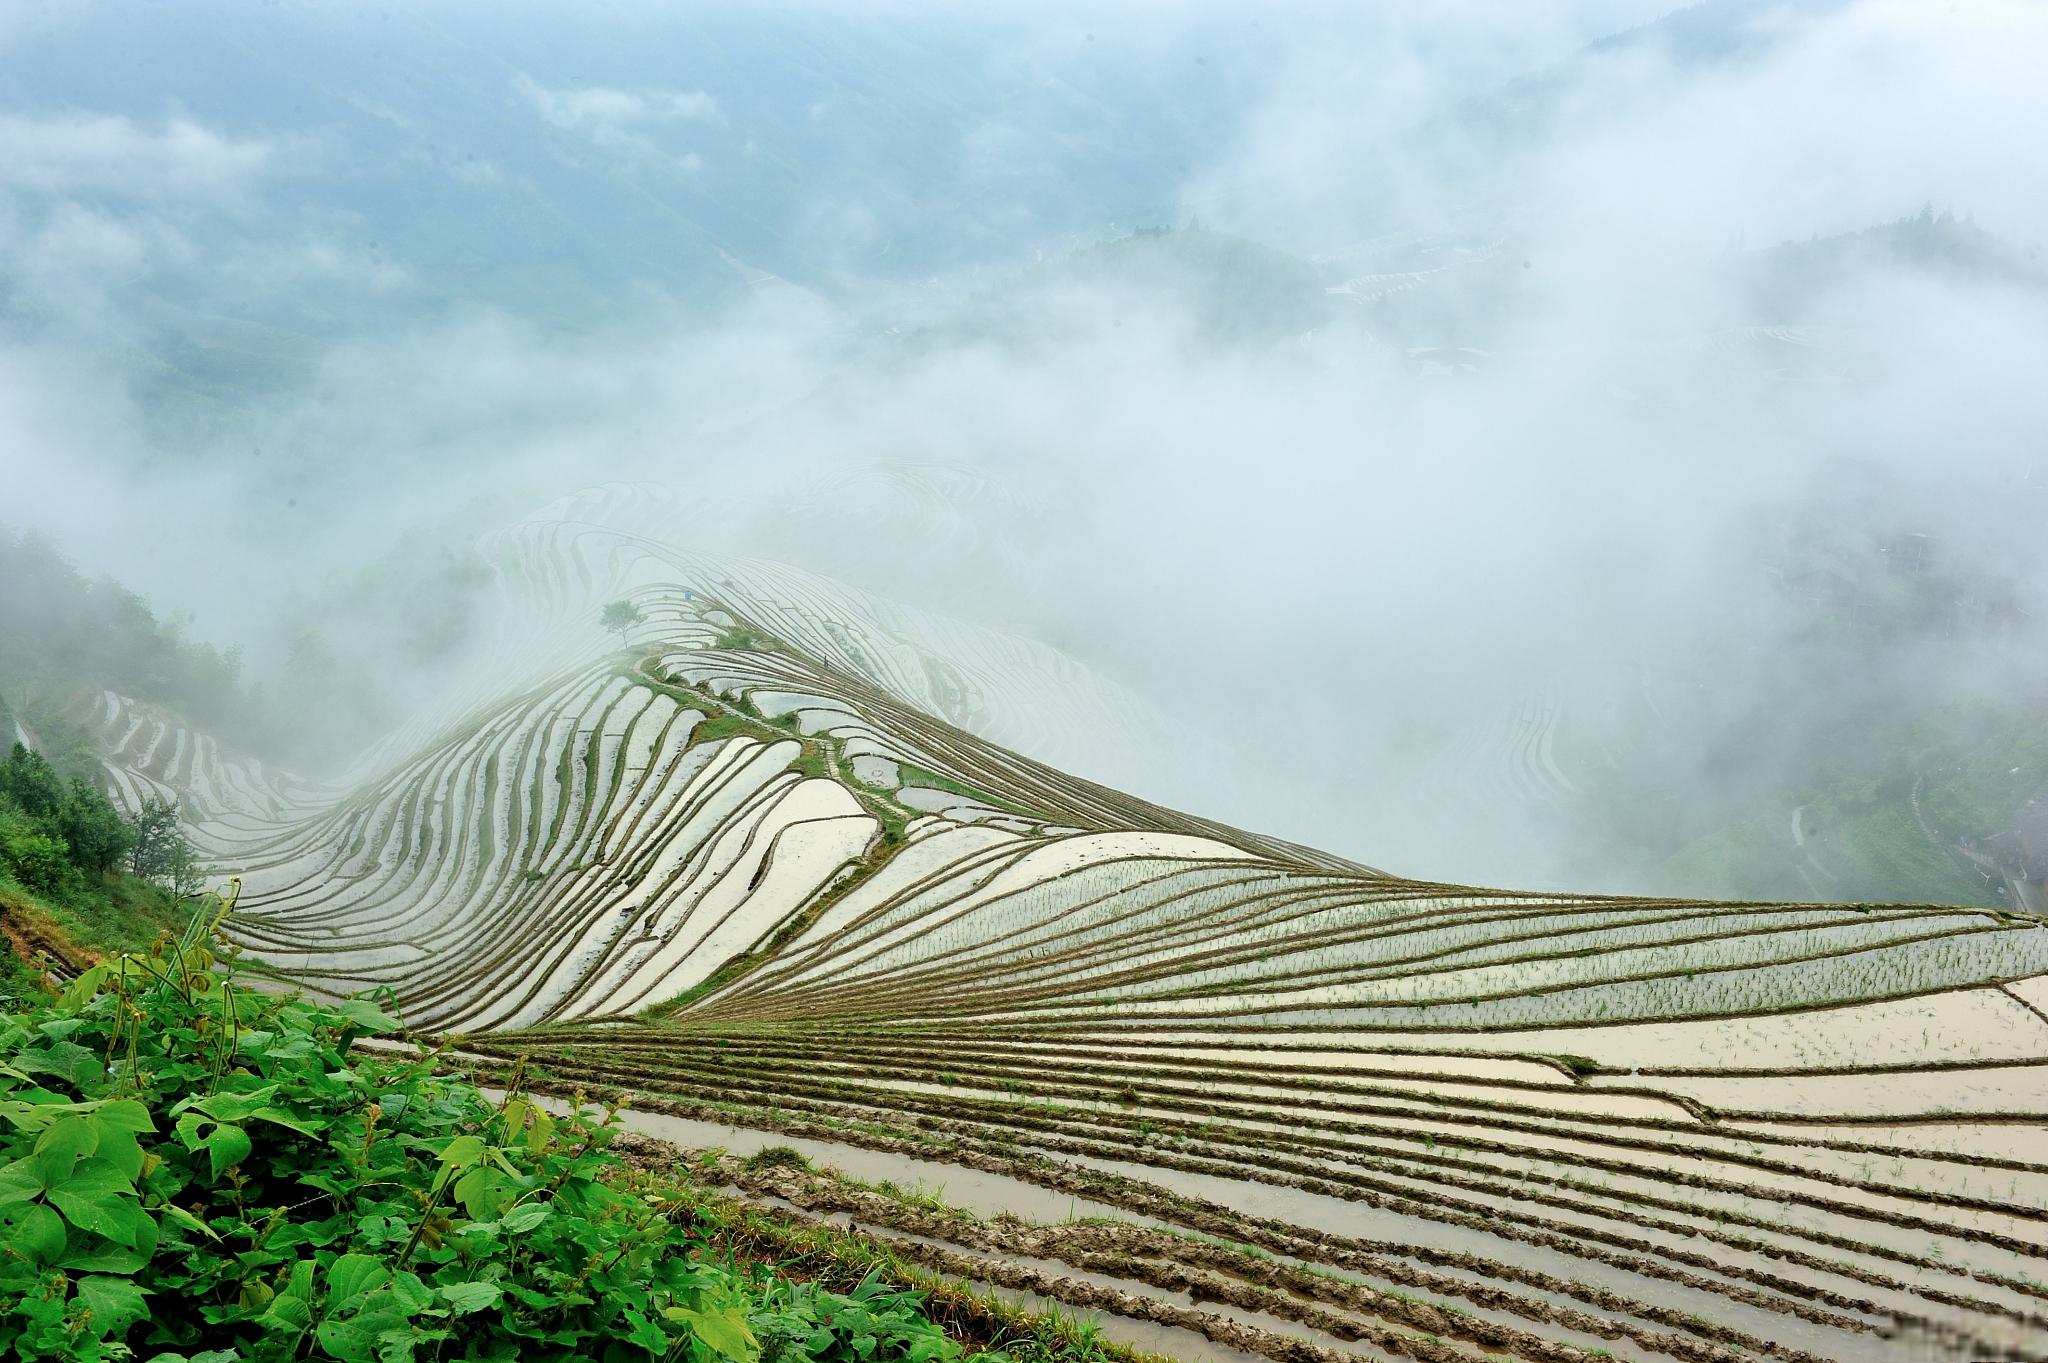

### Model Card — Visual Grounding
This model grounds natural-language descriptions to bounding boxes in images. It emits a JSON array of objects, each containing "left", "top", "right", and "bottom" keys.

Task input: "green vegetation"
[
  {"left": 714, "top": 626, "right": 765, "bottom": 652},
  {"left": 1544, "top": 1054, "right": 1603, "bottom": 1077},
  {"left": 129, "top": 796, "right": 205, "bottom": 898},
  {"left": 0, "top": 743, "right": 186, "bottom": 1001},
  {"left": 688, "top": 712, "right": 783, "bottom": 747},
  {"left": 0, "top": 895, "right": 1125, "bottom": 1363},
  {"left": 895, "top": 764, "right": 1034, "bottom": 821},
  {"left": 1, "top": 745, "right": 133, "bottom": 893},
  {"left": 675, "top": 1190, "right": 1148, "bottom": 1363},
  {"left": 740, "top": 1145, "right": 813, "bottom": 1173}
]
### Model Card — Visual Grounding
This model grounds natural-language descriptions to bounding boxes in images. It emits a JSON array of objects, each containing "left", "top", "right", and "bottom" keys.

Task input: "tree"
[
  {"left": 0, "top": 743, "right": 63, "bottom": 821},
  {"left": 130, "top": 795, "right": 188, "bottom": 882},
  {"left": 165, "top": 836, "right": 206, "bottom": 898},
  {"left": 58, "top": 778, "right": 133, "bottom": 874},
  {"left": 599, "top": 599, "right": 644, "bottom": 648}
]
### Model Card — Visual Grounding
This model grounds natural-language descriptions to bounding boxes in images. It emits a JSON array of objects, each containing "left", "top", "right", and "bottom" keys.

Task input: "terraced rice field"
[{"left": 93, "top": 486, "right": 2048, "bottom": 1362}]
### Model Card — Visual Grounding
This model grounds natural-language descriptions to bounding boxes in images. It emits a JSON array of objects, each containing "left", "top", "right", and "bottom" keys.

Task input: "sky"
[{"left": 4, "top": 0, "right": 2047, "bottom": 892}]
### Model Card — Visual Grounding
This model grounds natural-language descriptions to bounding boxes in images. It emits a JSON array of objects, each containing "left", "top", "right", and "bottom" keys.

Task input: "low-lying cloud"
[
  {"left": 4, "top": 0, "right": 2046, "bottom": 898},
  {"left": 0, "top": 112, "right": 274, "bottom": 198}
]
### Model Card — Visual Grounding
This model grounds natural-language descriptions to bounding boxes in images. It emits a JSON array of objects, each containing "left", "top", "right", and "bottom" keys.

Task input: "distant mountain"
[{"left": 1743, "top": 206, "right": 2048, "bottom": 317}]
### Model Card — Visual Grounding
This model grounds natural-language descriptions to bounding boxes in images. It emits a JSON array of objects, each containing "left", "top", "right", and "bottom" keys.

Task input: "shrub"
[{"left": 0, "top": 808, "right": 77, "bottom": 898}]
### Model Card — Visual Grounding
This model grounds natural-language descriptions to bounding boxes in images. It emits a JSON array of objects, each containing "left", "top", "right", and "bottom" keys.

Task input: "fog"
[{"left": 4, "top": 0, "right": 2047, "bottom": 901}]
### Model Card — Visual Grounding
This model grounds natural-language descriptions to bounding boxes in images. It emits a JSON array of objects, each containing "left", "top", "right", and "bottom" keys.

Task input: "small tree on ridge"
[{"left": 600, "top": 599, "right": 644, "bottom": 649}]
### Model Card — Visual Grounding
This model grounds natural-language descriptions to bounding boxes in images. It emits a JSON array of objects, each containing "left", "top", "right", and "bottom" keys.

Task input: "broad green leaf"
[
  {"left": 158, "top": 1201, "right": 221, "bottom": 1241},
  {"left": 388, "top": 1271, "right": 435, "bottom": 1313},
  {"left": 326, "top": 1252, "right": 389, "bottom": 1303},
  {"left": 373, "top": 1329, "right": 419, "bottom": 1363},
  {"left": 87, "top": 1121, "right": 145, "bottom": 1181},
  {"left": 0, "top": 1154, "right": 44, "bottom": 1205},
  {"left": 55, "top": 965, "right": 108, "bottom": 1012},
  {"left": 625, "top": 1308, "right": 671, "bottom": 1353},
  {"left": 249, "top": 1105, "right": 322, "bottom": 1136},
  {"left": 666, "top": 1304, "right": 760, "bottom": 1363},
  {"left": 12, "top": 1201, "right": 66, "bottom": 1263},
  {"left": 93, "top": 1098, "right": 154, "bottom": 1133},
  {"left": 435, "top": 1134, "right": 486, "bottom": 1170},
  {"left": 279, "top": 1257, "right": 316, "bottom": 1300},
  {"left": 58, "top": 1236, "right": 154, "bottom": 1273},
  {"left": 499, "top": 1202, "right": 551, "bottom": 1233},
  {"left": 333, "top": 998, "right": 401, "bottom": 1032},
  {"left": 31, "top": 1115, "right": 99, "bottom": 1184},
  {"left": 74, "top": 1274, "right": 150, "bottom": 1335},
  {"left": 315, "top": 1320, "right": 377, "bottom": 1363},
  {"left": 50, "top": 1186, "right": 152, "bottom": 1250},
  {"left": 46, "top": 1159, "right": 145, "bottom": 1246},
  {"left": 524, "top": 1106, "right": 554, "bottom": 1157},
  {"left": 0, "top": 1097, "right": 70, "bottom": 1133},
  {"left": 453, "top": 1164, "right": 514, "bottom": 1221},
  {"left": 501, "top": 1282, "right": 553, "bottom": 1309},
  {"left": 436, "top": 1280, "right": 501, "bottom": 1315},
  {"left": 204, "top": 1122, "right": 252, "bottom": 1178},
  {"left": 16, "top": 1040, "right": 102, "bottom": 1091},
  {"left": 185, "top": 1085, "right": 281, "bottom": 1123},
  {"left": 344, "top": 1294, "right": 419, "bottom": 1343},
  {"left": 268, "top": 1032, "right": 318, "bottom": 1060}
]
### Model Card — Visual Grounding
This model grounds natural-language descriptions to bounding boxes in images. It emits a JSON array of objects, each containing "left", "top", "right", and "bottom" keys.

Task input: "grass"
[
  {"left": 869, "top": 1178, "right": 975, "bottom": 1218},
  {"left": 896, "top": 761, "right": 1038, "bottom": 820},
  {"left": 688, "top": 710, "right": 784, "bottom": 746},
  {"left": 669, "top": 1177, "right": 1164, "bottom": 1363},
  {"left": 647, "top": 958, "right": 758, "bottom": 1017},
  {"left": 742, "top": 1144, "right": 814, "bottom": 1172},
  {"left": 715, "top": 626, "right": 771, "bottom": 652},
  {"left": 0, "top": 871, "right": 184, "bottom": 1003},
  {"left": 1545, "top": 1053, "right": 1604, "bottom": 1076}
]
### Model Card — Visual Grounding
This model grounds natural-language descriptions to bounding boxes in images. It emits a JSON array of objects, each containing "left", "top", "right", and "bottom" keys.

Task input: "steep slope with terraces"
[{"left": 86, "top": 485, "right": 2048, "bottom": 1363}]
